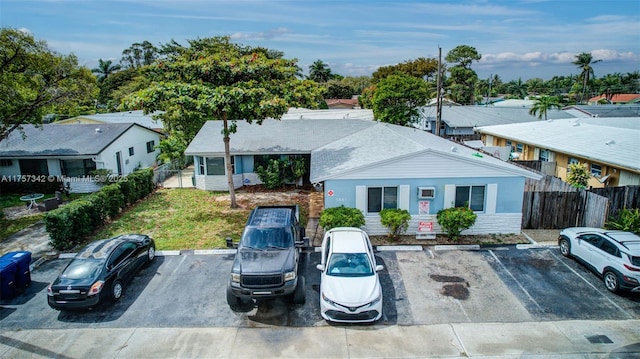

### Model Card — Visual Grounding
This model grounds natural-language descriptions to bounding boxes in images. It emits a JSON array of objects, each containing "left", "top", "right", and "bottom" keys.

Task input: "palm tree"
[
  {"left": 529, "top": 95, "right": 562, "bottom": 121},
  {"left": 572, "top": 52, "right": 601, "bottom": 104},
  {"left": 91, "top": 59, "right": 122, "bottom": 82},
  {"left": 308, "top": 59, "right": 332, "bottom": 83}
]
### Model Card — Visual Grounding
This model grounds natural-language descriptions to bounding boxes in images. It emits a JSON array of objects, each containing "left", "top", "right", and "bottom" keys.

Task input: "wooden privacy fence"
[
  {"left": 522, "top": 190, "right": 609, "bottom": 229},
  {"left": 589, "top": 185, "right": 640, "bottom": 218}
]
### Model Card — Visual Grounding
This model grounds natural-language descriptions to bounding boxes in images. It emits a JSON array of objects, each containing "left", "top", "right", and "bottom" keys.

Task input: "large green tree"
[
  {"left": 0, "top": 28, "right": 97, "bottom": 141},
  {"left": 572, "top": 52, "right": 601, "bottom": 104},
  {"left": 372, "top": 57, "right": 439, "bottom": 83},
  {"left": 371, "top": 73, "right": 429, "bottom": 126},
  {"left": 124, "top": 36, "right": 324, "bottom": 207},
  {"left": 529, "top": 95, "right": 562, "bottom": 121},
  {"left": 445, "top": 45, "right": 481, "bottom": 105},
  {"left": 121, "top": 40, "right": 159, "bottom": 69}
]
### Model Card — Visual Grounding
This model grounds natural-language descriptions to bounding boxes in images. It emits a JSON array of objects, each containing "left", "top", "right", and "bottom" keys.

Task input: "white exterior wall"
[
  {"left": 363, "top": 213, "right": 523, "bottom": 236},
  {"left": 619, "top": 170, "right": 640, "bottom": 186},
  {"left": 96, "top": 126, "right": 160, "bottom": 175}
]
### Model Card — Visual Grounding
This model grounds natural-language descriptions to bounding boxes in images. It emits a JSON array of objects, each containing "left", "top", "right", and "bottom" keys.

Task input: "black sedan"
[{"left": 47, "top": 234, "right": 155, "bottom": 310}]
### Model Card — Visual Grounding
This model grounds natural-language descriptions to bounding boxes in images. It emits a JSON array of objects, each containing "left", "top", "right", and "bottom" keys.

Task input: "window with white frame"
[
  {"left": 454, "top": 185, "right": 485, "bottom": 212},
  {"left": 590, "top": 163, "right": 602, "bottom": 177},
  {"left": 539, "top": 149, "right": 550, "bottom": 162},
  {"left": 128, "top": 147, "right": 134, "bottom": 156},
  {"left": 206, "top": 157, "right": 225, "bottom": 175},
  {"left": 516, "top": 143, "right": 523, "bottom": 153},
  {"left": 197, "top": 156, "right": 205, "bottom": 175},
  {"left": 367, "top": 186, "right": 397, "bottom": 213},
  {"left": 146, "top": 140, "right": 155, "bottom": 153}
]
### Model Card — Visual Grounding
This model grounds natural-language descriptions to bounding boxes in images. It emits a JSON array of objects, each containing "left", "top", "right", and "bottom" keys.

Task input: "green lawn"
[{"left": 93, "top": 188, "right": 309, "bottom": 250}]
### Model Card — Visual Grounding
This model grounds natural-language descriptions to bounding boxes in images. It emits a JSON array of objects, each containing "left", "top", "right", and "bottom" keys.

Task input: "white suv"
[{"left": 558, "top": 227, "right": 640, "bottom": 293}]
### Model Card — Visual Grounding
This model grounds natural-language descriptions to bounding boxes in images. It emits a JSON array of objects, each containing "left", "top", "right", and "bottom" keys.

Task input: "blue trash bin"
[
  {"left": 0, "top": 258, "right": 17, "bottom": 300},
  {"left": 1, "top": 251, "right": 32, "bottom": 288}
]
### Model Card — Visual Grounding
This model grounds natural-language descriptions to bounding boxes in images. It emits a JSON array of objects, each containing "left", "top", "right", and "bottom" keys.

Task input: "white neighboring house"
[{"left": 0, "top": 123, "right": 162, "bottom": 193}]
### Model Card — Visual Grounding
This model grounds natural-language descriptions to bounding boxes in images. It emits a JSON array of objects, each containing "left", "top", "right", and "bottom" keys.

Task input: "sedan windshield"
[
  {"left": 327, "top": 253, "right": 373, "bottom": 277},
  {"left": 62, "top": 259, "right": 103, "bottom": 280}
]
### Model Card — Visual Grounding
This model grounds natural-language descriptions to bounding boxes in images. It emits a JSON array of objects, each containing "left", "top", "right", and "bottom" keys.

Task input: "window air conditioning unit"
[{"left": 418, "top": 187, "right": 436, "bottom": 199}]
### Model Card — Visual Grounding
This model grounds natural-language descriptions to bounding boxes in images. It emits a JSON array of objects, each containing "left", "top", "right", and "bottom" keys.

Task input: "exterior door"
[{"left": 115, "top": 151, "right": 123, "bottom": 175}]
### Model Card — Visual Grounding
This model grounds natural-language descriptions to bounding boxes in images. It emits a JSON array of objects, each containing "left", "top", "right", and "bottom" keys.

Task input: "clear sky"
[{"left": 1, "top": 0, "right": 639, "bottom": 82}]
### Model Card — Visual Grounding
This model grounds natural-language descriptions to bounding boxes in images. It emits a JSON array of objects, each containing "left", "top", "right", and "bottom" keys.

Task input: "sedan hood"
[
  {"left": 323, "top": 275, "right": 380, "bottom": 304},
  {"left": 236, "top": 248, "right": 295, "bottom": 274}
]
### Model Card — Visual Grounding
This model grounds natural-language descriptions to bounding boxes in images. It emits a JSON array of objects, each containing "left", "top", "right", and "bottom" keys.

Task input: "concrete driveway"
[{"left": 2, "top": 246, "right": 639, "bottom": 330}]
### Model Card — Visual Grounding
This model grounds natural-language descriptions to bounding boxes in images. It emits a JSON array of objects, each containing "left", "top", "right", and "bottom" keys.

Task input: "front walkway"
[{"left": 161, "top": 166, "right": 195, "bottom": 188}]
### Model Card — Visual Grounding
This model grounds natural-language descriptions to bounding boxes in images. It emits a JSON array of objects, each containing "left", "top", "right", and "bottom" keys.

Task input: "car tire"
[
  {"left": 603, "top": 270, "right": 620, "bottom": 293},
  {"left": 147, "top": 245, "right": 156, "bottom": 263},
  {"left": 111, "top": 280, "right": 124, "bottom": 302},
  {"left": 227, "top": 285, "right": 251, "bottom": 311},
  {"left": 292, "top": 276, "right": 306, "bottom": 305},
  {"left": 559, "top": 237, "right": 571, "bottom": 257}
]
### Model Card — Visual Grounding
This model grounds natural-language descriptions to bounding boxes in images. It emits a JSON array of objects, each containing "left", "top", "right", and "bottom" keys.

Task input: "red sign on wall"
[
  {"left": 418, "top": 221, "right": 433, "bottom": 233},
  {"left": 327, "top": 190, "right": 334, "bottom": 197}
]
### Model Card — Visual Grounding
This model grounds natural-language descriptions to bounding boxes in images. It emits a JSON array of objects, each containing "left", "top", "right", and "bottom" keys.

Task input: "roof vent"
[
  {"left": 450, "top": 146, "right": 458, "bottom": 152},
  {"left": 95, "top": 128, "right": 102, "bottom": 133},
  {"left": 605, "top": 140, "right": 615, "bottom": 145}
]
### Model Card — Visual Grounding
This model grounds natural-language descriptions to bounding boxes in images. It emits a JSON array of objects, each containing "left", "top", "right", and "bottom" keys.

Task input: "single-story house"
[
  {"left": 477, "top": 117, "right": 640, "bottom": 188},
  {"left": 587, "top": 94, "right": 640, "bottom": 105},
  {"left": 55, "top": 110, "right": 165, "bottom": 132},
  {"left": 417, "top": 105, "right": 575, "bottom": 140},
  {"left": 185, "top": 116, "right": 542, "bottom": 235},
  {"left": 0, "top": 123, "right": 162, "bottom": 192}
]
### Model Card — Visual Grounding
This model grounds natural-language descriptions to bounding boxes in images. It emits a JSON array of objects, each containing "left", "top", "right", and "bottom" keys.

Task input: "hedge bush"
[
  {"left": 379, "top": 208, "right": 411, "bottom": 240},
  {"left": 436, "top": 206, "right": 477, "bottom": 241},
  {"left": 319, "top": 205, "right": 365, "bottom": 230},
  {"left": 44, "top": 168, "right": 154, "bottom": 250}
]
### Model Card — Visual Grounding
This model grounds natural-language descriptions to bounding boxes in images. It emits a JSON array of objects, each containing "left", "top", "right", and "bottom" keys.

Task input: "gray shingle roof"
[
  {"left": 420, "top": 106, "right": 575, "bottom": 128},
  {"left": 185, "top": 118, "right": 374, "bottom": 155},
  {"left": 310, "top": 122, "right": 540, "bottom": 181},
  {"left": 67, "top": 110, "right": 164, "bottom": 130},
  {"left": 477, "top": 117, "right": 640, "bottom": 171},
  {"left": 0, "top": 123, "right": 137, "bottom": 157}
]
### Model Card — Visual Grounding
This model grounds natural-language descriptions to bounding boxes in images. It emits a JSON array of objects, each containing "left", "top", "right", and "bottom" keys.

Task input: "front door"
[{"left": 115, "top": 151, "right": 123, "bottom": 175}]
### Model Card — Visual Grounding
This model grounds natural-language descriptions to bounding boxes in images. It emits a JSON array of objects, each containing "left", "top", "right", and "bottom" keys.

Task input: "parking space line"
[
  {"left": 170, "top": 255, "right": 188, "bottom": 276},
  {"left": 488, "top": 250, "right": 544, "bottom": 311},
  {"left": 548, "top": 251, "right": 634, "bottom": 319}
]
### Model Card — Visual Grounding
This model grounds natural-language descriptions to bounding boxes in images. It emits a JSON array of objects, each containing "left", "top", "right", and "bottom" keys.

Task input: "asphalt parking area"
[{"left": 1, "top": 246, "right": 638, "bottom": 330}]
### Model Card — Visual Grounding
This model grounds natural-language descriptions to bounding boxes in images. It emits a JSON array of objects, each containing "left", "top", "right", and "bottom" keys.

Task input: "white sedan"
[{"left": 316, "top": 227, "right": 383, "bottom": 323}]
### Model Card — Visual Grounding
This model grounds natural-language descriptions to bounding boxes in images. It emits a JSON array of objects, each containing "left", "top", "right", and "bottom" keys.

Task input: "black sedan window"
[
  {"left": 107, "top": 242, "right": 137, "bottom": 268},
  {"left": 62, "top": 259, "right": 103, "bottom": 280}
]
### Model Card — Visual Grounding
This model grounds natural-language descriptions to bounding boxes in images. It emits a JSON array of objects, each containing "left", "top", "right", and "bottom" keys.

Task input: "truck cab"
[{"left": 226, "top": 205, "right": 308, "bottom": 310}]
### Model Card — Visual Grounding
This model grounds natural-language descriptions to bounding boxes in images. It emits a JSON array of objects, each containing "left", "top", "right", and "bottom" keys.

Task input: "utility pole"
[{"left": 435, "top": 47, "right": 443, "bottom": 137}]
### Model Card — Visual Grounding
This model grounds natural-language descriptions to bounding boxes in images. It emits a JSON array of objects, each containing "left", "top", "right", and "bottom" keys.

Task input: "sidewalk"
[{"left": 1, "top": 320, "right": 639, "bottom": 358}]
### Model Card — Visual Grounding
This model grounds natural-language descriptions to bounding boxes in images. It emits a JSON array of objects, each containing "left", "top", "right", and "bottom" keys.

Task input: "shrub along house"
[
  {"left": 185, "top": 115, "right": 541, "bottom": 236},
  {"left": 0, "top": 123, "right": 162, "bottom": 193}
]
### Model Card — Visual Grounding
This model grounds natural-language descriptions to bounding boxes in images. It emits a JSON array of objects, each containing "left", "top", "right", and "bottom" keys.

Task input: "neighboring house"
[
  {"left": 587, "top": 94, "right": 640, "bottom": 105},
  {"left": 325, "top": 98, "right": 360, "bottom": 109},
  {"left": 417, "top": 105, "right": 574, "bottom": 140},
  {"left": 477, "top": 117, "right": 640, "bottom": 188},
  {"left": 56, "top": 110, "right": 165, "bottom": 132},
  {"left": 562, "top": 105, "right": 640, "bottom": 118},
  {"left": 0, "top": 123, "right": 162, "bottom": 193},
  {"left": 186, "top": 116, "right": 542, "bottom": 235},
  {"left": 282, "top": 108, "right": 374, "bottom": 121}
]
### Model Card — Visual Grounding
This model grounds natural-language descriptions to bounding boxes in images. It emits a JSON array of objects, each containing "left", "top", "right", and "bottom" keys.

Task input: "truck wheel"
[
  {"left": 292, "top": 276, "right": 306, "bottom": 305},
  {"left": 227, "top": 285, "right": 251, "bottom": 311}
]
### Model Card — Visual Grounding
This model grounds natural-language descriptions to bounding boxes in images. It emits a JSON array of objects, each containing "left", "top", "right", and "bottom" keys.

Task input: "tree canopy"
[
  {"left": 445, "top": 45, "right": 481, "bottom": 105},
  {"left": 371, "top": 73, "right": 429, "bottom": 126},
  {"left": 0, "top": 27, "right": 97, "bottom": 141},
  {"left": 529, "top": 95, "right": 562, "bottom": 121},
  {"left": 372, "top": 57, "right": 439, "bottom": 83},
  {"left": 123, "top": 36, "right": 324, "bottom": 207}
]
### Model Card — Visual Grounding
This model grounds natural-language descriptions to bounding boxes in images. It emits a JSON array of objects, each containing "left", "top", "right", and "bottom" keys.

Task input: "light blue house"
[{"left": 185, "top": 114, "right": 542, "bottom": 235}]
